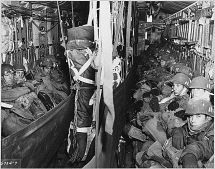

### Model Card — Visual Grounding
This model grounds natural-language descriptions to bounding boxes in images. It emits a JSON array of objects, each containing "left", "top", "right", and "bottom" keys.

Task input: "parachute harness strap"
[{"left": 66, "top": 48, "right": 96, "bottom": 85}]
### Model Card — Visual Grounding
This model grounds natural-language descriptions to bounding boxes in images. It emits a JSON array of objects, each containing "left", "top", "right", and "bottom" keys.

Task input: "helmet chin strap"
[{"left": 179, "top": 87, "right": 188, "bottom": 96}]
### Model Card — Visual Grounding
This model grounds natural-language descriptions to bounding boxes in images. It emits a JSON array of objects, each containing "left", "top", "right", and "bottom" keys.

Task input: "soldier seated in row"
[
  {"left": 139, "top": 76, "right": 214, "bottom": 168},
  {"left": 189, "top": 76, "right": 213, "bottom": 101},
  {"left": 123, "top": 71, "right": 192, "bottom": 163},
  {"left": 33, "top": 57, "right": 69, "bottom": 106},
  {"left": 13, "top": 63, "right": 39, "bottom": 90},
  {"left": 170, "top": 98, "right": 214, "bottom": 168},
  {"left": 1, "top": 63, "right": 47, "bottom": 136},
  {"left": 136, "top": 98, "right": 214, "bottom": 168}
]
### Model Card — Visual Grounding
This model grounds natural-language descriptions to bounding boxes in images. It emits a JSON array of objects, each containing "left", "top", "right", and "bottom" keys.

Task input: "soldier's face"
[
  {"left": 160, "top": 60, "right": 166, "bottom": 67},
  {"left": 191, "top": 88, "right": 205, "bottom": 98},
  {"left": 3, "top": 72, "right": 14, "bottom": 85},
  {"left": 188, "top": 114, "right": 208, "bottom": 131},
  {"left": 14, "top": 70, "right": 24, "bottom": 81},
  {"left": 42, "top": 67, "right": 52, "bottom": 75},
  {"left": 173, "top": 83, "right": 184, "bottom": 96}
]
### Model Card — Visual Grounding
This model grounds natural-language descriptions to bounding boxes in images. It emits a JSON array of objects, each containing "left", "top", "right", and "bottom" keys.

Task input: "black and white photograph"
[{"left": 1, "top": 1, "right": 214, "bottom": 168}]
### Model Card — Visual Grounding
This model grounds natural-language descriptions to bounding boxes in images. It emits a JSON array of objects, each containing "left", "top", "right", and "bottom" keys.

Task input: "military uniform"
[
  {"left": 171, "top": 98, "right": 214, "bottom": 168},
  {"left": 175, "top": 122, "right": 214, "bottom": 163},
  {"left": 33, "top": 58, "right": 69, "bottom": 106},
  {"left": 1, "top": 64, "right": 47, "bottom": 136}
]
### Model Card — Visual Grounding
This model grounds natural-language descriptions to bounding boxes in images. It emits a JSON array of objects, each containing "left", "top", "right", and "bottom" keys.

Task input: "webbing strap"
[
  {"left": 77, "top": 127, "right": 89, "bottom": 133},
  {"left": 78, "top": 48, "right": 96, "bottom": 75},
  {"left": 87, "top": 1, "right": 93, "bottom": 25},
  {"left": 1, "top": 102, "right": 13, "bottom": 108},
  {"left": 81, "top": 127, "right": 96, "bottom": 162}
]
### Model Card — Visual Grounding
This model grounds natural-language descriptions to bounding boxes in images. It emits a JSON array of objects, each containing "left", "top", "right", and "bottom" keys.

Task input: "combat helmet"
[
  {"left": 14, "top": 64, "right": 25, "bottom": 71},
  {"left": 175, "top": 65, "right": 193, "bottom": 79},
  {"left": 1, "top": 64, "right": 14, "bottom": 76},
  {"left": 170, "top": 73, "right": 191, "bottom": 88},
  {"left": 189, "top": 76, "right": 211, "bottom": 92},
  {"left": 160, "top": 54, "right": 171, "bottom": 61},
  {"left": 186, "top": 98, "right": 214, "bottom": 117},
  {"left": 40, "top": 58, "right": 54, "bottom": 67}
]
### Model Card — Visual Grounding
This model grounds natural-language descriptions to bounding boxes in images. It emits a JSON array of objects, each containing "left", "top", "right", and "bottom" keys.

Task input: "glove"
[
  {"left": 172, "top": 128, "right": 185, "bottom": 150},
  {"left": 174, "top": 110, "right": 186, "bottom": 120},
  {"left": 165, "top": 81, "right": 173, "bottom": 87},
  {"left": 135, "top": 100, "right": 143, "bottom": 108},
  {"left": 150, "top": 88, "right": 160, "bottom": 96},
  {"left": 149, "top": 97, "right": 160, "bottom": 112},
  {"left": 181, "top": 153, "right": 198, "bottom": 168},
  {"left": 142, "top": 91, "right": 151, "bottom": 98},
  {"left": 25, "top": 71, "right": 35, "bottom": 80},
  {"left": 168, "top": 101, "right": 179, "bottom": 111}
]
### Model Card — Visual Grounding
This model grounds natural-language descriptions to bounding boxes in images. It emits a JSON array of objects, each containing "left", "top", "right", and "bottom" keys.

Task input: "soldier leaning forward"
[{"left": 145, "top": 72, "right": 191, "bottom": 141}]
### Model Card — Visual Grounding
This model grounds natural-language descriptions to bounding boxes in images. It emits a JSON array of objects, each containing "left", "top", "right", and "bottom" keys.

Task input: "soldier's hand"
[
  {"left": 168, "top": 101, "right": 179, "bottom": 111},
  {"left": 149, "top": 96, "right": 160, "bottom": 112},
  {"left": 174, "top": 110, "right": 186, "bottom": 120},
  {"left": 172, "top": 128, "right": 184, "bottom": 150}
]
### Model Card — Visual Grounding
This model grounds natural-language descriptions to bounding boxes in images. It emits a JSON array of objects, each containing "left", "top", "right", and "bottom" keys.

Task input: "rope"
[{"left": 32, "top": 20, "right": 58, "bottom": 34}]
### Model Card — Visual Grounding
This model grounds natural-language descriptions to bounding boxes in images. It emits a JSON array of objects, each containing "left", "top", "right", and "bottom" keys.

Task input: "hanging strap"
[
  {"left": 112, "top": 2, "right": 125, "bottom": 57},
  {"left": 87, "top": 1, "right": 93, "bottom": 25},
  {"left": 100, "top": 1, "right": 115, "bottom": 135}
]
